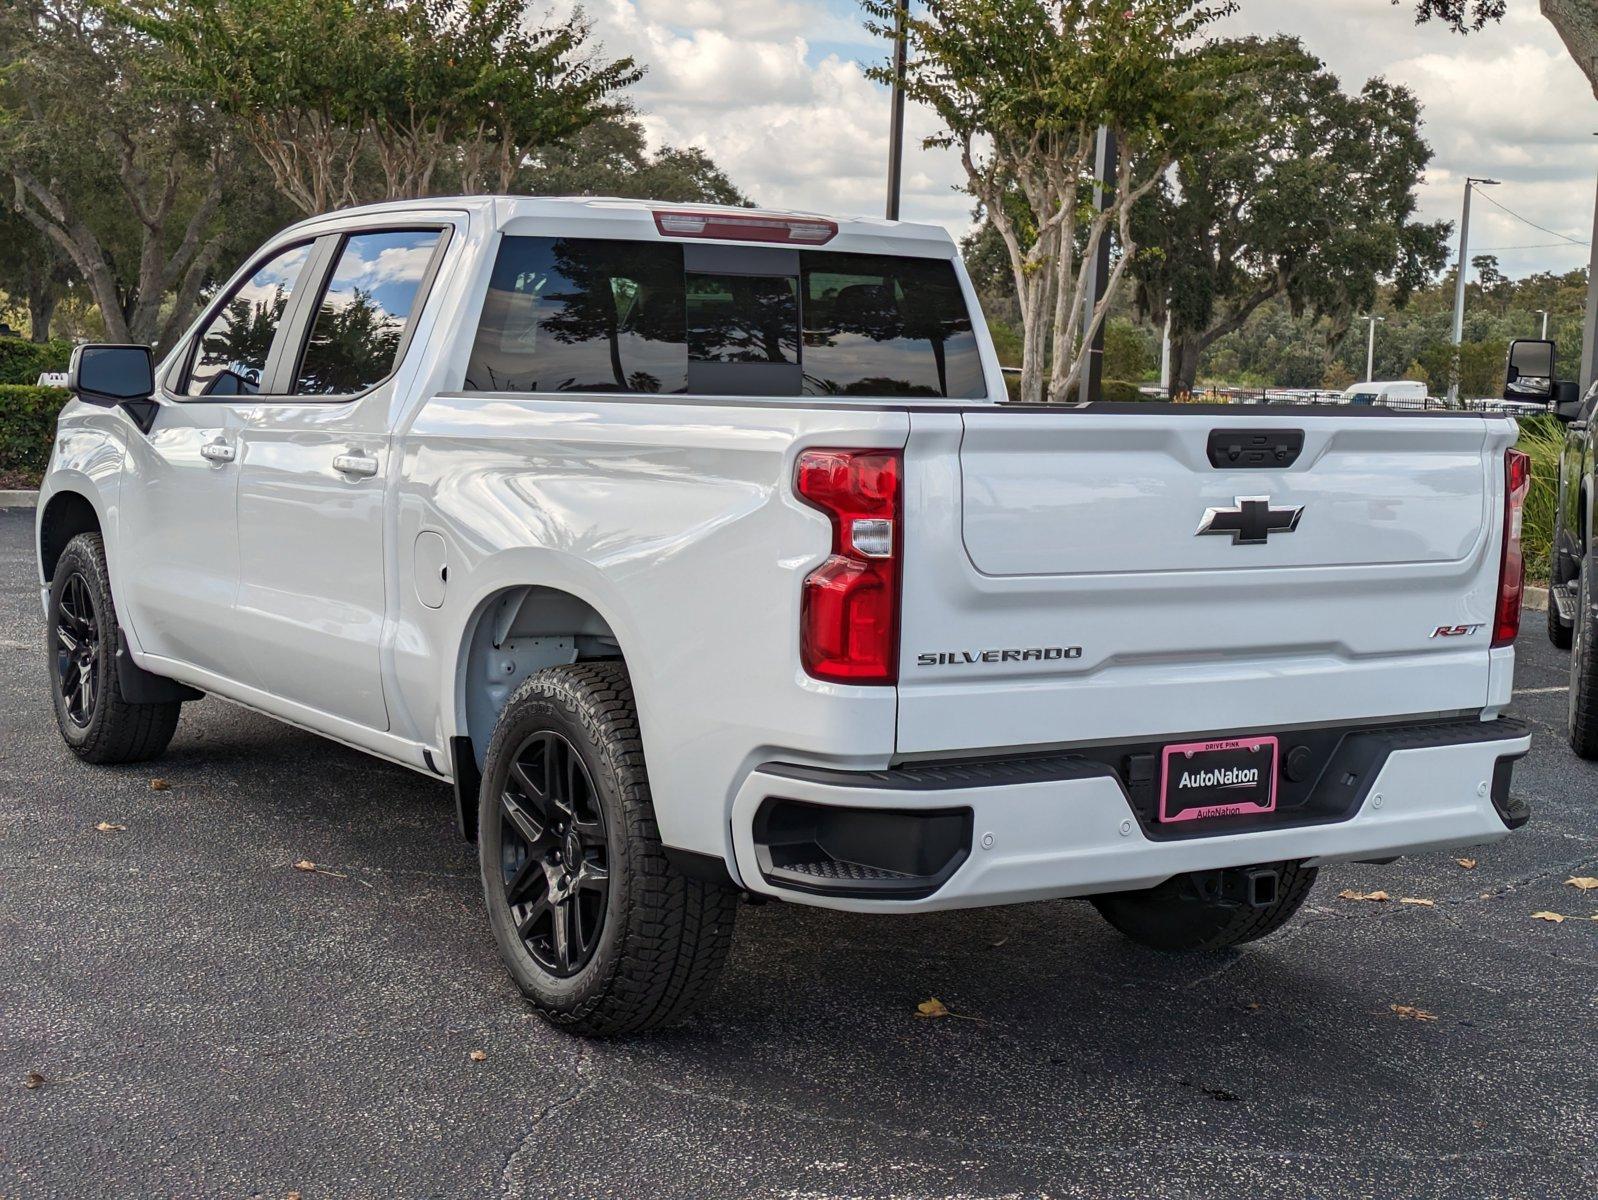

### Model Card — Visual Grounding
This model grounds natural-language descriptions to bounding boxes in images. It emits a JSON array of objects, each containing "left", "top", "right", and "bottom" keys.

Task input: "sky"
[{"left": 551, "top": 0, "right": 1598, "bottom": 282}]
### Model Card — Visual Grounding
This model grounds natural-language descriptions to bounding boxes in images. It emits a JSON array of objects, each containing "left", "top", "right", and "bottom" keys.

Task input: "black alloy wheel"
[
  {"left": 497, "top": 730, "right": 611, "bottom": 977},
  {"left": 55, "top": 571, "right": 101, "bottom": 728}
]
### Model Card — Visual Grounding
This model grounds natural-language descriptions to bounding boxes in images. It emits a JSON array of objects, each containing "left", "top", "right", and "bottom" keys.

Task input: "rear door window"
[
  {"left": 464, "top": 237, "right": 985, "bottom": 399},
  {"left": 294, "top": 229, "right": 441, "bottom": 395}
]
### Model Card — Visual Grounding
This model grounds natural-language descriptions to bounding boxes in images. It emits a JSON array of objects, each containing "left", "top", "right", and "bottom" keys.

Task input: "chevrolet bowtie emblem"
[{"left": 1196, "top": 496, "right": 1303, "bottom": 545}]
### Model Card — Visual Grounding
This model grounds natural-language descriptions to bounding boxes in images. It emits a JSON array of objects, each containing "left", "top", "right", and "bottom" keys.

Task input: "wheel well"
[
  {"left": 456, "top": 586, "right": 624, "bottom": 775},
  {"left": 38, "top": 491, "right": 101, "bottom": 582}
]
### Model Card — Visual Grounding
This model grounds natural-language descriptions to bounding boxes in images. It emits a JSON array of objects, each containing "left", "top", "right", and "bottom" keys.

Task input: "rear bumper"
[{"left": 729, "top": 717, "right": 1531, "bottom": 912}]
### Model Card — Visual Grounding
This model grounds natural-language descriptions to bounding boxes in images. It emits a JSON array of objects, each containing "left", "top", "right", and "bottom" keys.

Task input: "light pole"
[
  {"left": 1361, "top": 314, "right": 1386, "bottom": 382},
  {"left": 1536, "top": 309, "right": 1550, "bottom": 339},
  {"left": 884, "top": 0, "right": 908, "bottom": 221},
  {"left": 1448, "top": 176, "right": 1500, "bottom": 405}
]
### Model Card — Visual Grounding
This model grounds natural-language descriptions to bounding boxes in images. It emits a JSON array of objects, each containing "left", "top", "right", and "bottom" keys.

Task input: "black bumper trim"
[{"left": 758, "top": 715, "right": 1531, "bottom": 846}]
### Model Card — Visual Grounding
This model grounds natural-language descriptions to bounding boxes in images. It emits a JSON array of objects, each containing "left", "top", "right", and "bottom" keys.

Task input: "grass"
[{"left": 1517, "top": 415, "right": 1563, "bottom": 586}]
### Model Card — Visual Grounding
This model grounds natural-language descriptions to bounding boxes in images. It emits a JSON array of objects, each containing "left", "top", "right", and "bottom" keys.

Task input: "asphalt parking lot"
[{"left": 0, "top": 505, "right": 1594, "bottom": 1200}]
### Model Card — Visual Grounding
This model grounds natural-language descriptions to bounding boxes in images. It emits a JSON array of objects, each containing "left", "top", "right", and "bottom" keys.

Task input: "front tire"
[
  {"left": 1569, "top": 549, "right": 1598, "bottom": 759},
  {"left": 47, "top": 533, "right": 181, "bottom": 764},
  {"left": 1091, "top": 862, "right": 1317, "bottom": 952},
  {"left": 478, "top": 661, "right": 737, "bottom": 1036}
]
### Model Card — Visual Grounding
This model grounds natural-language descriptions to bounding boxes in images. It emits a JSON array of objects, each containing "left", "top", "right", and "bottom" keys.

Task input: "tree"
[
  {"left": 520, "top": 115, "right": 751, "bottom": 206},
  {"left": 0, "top": 1, "right": 231, "bottom": 348},
  {"left": 1131, "top": 37, "right": 1451, "bottom": 397},
  {"left": 0, "top": 208, "right": 73, "bottom": 341},
  {"left": 125, "top": 0, "right": 642, "bottom": 215},
  {"left": 863, "top": 0, "right": 1237, "bottom": 404}
]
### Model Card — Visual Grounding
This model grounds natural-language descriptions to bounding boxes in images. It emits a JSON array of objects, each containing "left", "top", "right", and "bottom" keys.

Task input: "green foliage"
[
  {"left": 1100, "top": 379, "right": 1147, "bottom": 402},
  {"left": 1104, "top": 318, "right": 1155, "bottom": 382},
  {"left": 863, "top": 0, "right": 1239, "bottom": 402},
  {"left": 0, "top": 385, "right": 69, "bottom": 484},
  {"left": 1132, "top": 35, "right": 1451, "bottom": 395},
  {"left": 0, "top": 338, "right": 71, "bottom": 386},
  {"left": 1516, "top": 415, "right": 1563, "bottom": 582},
  {"left": 123, "top": 0, "right": 641, "bottom": 212},
  {"left": 521, "top": 116, "right": 751, "bottom": 206},
  {"left": 0, "top": 1, "right": 231, "bottom": 347}
]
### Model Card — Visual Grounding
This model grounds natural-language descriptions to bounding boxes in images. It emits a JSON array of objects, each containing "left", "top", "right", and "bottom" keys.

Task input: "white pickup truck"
[{"left": 38, "top": 197, "right": 1533, "bottom": 1035}]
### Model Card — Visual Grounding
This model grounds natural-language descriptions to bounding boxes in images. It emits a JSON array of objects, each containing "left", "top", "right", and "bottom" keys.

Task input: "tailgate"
[{"left": 895, "top": 410, "right": 1516, "bottom": 757}]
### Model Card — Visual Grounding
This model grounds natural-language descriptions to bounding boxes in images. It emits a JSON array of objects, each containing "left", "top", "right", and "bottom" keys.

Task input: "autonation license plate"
[{"left": 1158, "top": 736, "right": 1278, "bottom": 824}]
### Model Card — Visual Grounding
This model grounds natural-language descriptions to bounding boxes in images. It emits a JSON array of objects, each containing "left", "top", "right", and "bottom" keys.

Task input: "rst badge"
[{"left": 1431, "top": 624, "right": 1484, "bottom": 638}]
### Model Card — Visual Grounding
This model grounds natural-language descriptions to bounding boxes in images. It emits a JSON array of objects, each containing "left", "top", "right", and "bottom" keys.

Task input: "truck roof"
[{"left": 277, "top": 194, "right": 958, "bottom": 258}]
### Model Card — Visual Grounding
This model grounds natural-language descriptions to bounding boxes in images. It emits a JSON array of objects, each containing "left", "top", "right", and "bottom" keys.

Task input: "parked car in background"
[
  {"left": 1513, "top": 338, "right": 1598, "bottom": 757},
  {"left": 36, "top": 197, "right": 1535, "bottom": 1036}
]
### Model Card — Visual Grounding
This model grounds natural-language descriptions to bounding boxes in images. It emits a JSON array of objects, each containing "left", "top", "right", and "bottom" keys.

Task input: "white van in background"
[{"left": 1339, "top": 380, "right": 1429, "bottom": 407}]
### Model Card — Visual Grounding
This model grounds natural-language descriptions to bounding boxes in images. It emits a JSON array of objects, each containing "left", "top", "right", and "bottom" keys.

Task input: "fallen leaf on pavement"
[
  {"left": 294, "top": 860, "right": 317, "bottom": 872},
  {"left": 1390, "top": 1004, "right": 1438, "bottom": 1022},
  {"left": 1400, "top": 897, "right": 1435, "bottom": 907},
  {"left": 24, "top": 1072, "right": 44, "bottom": 1090},
  {"left": 1532, "top": 911, "right": 1566, "bottom": 923},
  {"left": 988, "top": 936, "right": 1009, "bottom": 949},
  {"left": 94, "top": 821, "right": 125, "bottom": 832},
  {"left": 469, "top": 1049, "right": 487, "bottom": 1062},
  {"left": 149, "top": 779, "right": 171, "bottom": 792},
  {"left": 1565, "top": 877, "right": 1598, "bottom": 891},
  {"left": 1455, "top": 858, "right": 1477, "bottom": 869},
  {"left": 916, "top": 997, "right": 950, "bottom": 1019},
  {"left": 286, "top": 1192, "right": 302, "bottom": 1200},
  {"left": 1337, "top": 889, "right": 1390, "bottom": 902}
]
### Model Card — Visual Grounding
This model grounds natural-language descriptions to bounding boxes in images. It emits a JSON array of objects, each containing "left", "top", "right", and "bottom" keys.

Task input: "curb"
[
  {"left": 1523, "top": 585, "right": 1548, "bottom": 612},
  {"left": 0, "top": 490, "right": 38, "bottom": 510}
]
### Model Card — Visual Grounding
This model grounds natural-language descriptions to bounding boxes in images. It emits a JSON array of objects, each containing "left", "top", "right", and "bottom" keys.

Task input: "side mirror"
[
  {"left": 68, "top": 343, "right": 154, "bottom": 402},
  {"left": 67, "top": 343, "right": 160, "bottom": 433},
  {"left": 1502, "top": 338, "right": 1555, "bottom": 402},
  {"left": 1554, "top": 381, "right": 1585, "bottom": 422}
]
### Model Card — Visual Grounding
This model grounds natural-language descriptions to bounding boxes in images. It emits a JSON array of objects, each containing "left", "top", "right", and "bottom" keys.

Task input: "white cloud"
[{"left": 545, "top": 0, "right": 1597, "bottom": 277}]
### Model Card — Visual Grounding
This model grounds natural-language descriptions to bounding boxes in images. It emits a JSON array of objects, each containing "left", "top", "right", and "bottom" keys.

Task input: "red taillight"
[
  {"left": 795, "top": 449, "right": 901, "bottom": 683},
  {"left": 1493, "top": 447, "right": 1531, "bottom": 648},
  {"left": 653, "top": 209, "right": 838, "bottom": 245}
]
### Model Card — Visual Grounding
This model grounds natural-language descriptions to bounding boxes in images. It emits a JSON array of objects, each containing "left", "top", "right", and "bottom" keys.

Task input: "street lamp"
[
  {"left": 884, "top": 0, "right": 908, "bottom": 221},
  {"left": 1360, "top": 314, "right": 1386, "bottom": 382},
  {"left": 1536, "top": 309, "right": 1550, "bottom": 339},
  {"left": 1448, "top": 176, "right": 1500, "bottom": 405}
]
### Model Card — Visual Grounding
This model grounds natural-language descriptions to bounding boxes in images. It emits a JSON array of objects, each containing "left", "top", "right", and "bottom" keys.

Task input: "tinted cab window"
[
  {"left": 185, "top": 242, "right": 312, "bottom": 396},
  {"left": 295, "top": 229, "right": 441, "bottom": 395},
  {"left": 465, "top": 237, "right": 985, "bottom": 400}
]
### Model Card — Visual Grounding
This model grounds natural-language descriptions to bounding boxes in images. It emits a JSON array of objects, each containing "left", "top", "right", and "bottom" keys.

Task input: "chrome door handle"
[
  {"left": 200, "top": 442, "right": 236, "bottom": 464},
  {"left": 333, "top": 452, "right": 379, "bottom": 478}
]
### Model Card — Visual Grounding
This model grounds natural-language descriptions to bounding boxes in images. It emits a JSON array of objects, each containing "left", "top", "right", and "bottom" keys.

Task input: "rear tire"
[
  {"left": 478, "top": 661, "right": 737, "bottom": 1036},
  {"left": 1568, "top": 550, "right": 1598, "bottom": 759},
  {"left": 47, "top": 533, "right": 181, "bottom": 764},
  {"left": 1091, "top": 862, "right": 1317, "bottom": 952}
]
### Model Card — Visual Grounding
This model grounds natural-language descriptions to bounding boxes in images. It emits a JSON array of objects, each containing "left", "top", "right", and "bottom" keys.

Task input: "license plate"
[{"left": 1158, "top": 736, "right": 1278, "bottom": 824}]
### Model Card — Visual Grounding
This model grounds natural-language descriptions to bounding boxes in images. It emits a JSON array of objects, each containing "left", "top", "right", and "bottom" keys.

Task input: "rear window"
[{"left": 465, "top": 236, "right": 984, "bottom": 399}]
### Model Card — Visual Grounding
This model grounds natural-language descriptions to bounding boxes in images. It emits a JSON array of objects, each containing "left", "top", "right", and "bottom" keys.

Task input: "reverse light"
[
  {"left": 1493, "top": 447, "right": 1531, "bottom": 648},
  {"left": 653, "top": 210, "right": 838, "bottom": 245},
  {"left": 795, "top": 449, "right": 902, "bottom": 683}
]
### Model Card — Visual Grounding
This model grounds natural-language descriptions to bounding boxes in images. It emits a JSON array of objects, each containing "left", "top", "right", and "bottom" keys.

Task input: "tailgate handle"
[{"left": 1207, "top": 428, "right": 1304, "bottom": 469}]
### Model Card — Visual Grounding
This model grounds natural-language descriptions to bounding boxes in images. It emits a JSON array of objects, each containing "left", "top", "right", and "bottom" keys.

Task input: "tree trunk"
[
  {"left": 26, "top": 280, "right": 57, "bottom": 343},
  {"left": 1542, "top": 1, "right": 1598, "bottom": 98},
  {"left": 1169, "top": 335, "right": 1203, "bottom": 399}
]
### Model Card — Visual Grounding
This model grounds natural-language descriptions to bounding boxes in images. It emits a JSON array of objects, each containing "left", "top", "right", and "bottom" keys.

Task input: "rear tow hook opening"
[{"left": 1187, "top": 864, "right": 1283, "bottom": 909}]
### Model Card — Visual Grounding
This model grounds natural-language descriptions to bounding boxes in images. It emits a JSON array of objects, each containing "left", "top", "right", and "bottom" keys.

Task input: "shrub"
[
  {"left": 1516, "top": 414, "right": 1563, "bottom": 584},
  {"left": 0, "top": 338, "right": 72, "bottom": 386},
  {"left": 0, "top": 385, "right": 70, "bottom": 486},
  {"left": 1099, "top": 379, "right": 1148, "bottom": 403}
]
